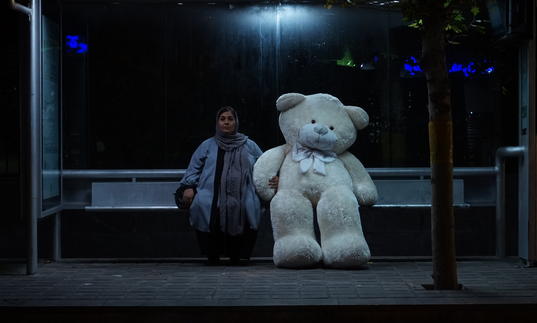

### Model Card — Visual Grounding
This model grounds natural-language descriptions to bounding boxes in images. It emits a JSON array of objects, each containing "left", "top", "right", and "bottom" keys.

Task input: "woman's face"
[{"left": 217, "top": 111, "right": 236, "bottom": 134}]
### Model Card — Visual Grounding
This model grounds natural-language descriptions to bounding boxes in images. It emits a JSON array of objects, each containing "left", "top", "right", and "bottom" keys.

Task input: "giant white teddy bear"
[{"left": 253, "top": 93, "right": 378, "bottom": 268}]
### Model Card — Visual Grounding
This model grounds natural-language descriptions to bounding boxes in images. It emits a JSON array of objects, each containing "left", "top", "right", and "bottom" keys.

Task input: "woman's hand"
[
  {"left": 182, "top": 188, "right": 195, "bottom": 208},
  {"left": 268, "top": 176, "right": 279, "bottom": 190}
]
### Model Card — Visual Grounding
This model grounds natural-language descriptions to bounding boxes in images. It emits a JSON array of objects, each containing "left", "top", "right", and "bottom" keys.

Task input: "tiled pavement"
[
  {"left": 1, "top": 258, "right": 536, "bottom": 306},
  {"left": 1, "top": 258, "right": 536, "bottom": 322}
]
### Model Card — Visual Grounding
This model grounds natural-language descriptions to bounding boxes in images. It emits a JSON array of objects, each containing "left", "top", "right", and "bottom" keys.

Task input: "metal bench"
[
  {"left": 40, "top": 152, "right": 518, "bottom": 267},
  {"left": 84, "top": 178, "right": 466, "bottom": 211},
  {"left": 374, "top": 179, "right": 465, "bottom": 207},
  {"left": 56, "top": 167, "right": 506, "bottom": 261},
  {"left": 87, "top": 182, "right": 181, "bottom": 211}
]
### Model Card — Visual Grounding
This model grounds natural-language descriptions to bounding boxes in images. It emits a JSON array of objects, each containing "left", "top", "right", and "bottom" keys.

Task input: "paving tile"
[
  {"left": 213, "top": 294, "right": 242, "bottom": 299},
  {"left": 1, "top": 259, "right": 537, "bottom": 308},
  {"left": 270, "top": 293, "right": 300, "bottom": 299},
  {"left": 242, "top": 294, "right": 271, "bottom": 299}
]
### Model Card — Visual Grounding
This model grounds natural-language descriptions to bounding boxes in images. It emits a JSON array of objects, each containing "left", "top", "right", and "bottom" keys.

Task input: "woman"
[{"left": 178, "top": 106, "right": 277, "bottom": 265}]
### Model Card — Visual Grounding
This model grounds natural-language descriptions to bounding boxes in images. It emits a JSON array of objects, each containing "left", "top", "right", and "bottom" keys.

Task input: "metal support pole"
[
  {"left": 52, "top": 212, "right": 61, "bottom": 261},
  {"left": 28, "top": 0, "right": 41, "bottom": 275},
  {"left": 11, "top": 0, "right": 41, "bottom": 275},
  {"left": 495, "top": 146, "right": 525, "bottom": 257}
]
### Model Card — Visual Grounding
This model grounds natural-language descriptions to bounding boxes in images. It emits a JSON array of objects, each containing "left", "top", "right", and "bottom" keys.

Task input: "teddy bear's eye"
[
  {"left": 311, "top": 120, "right": 316, "bottom": 124},
  {"left": 329, "top": 126, "right": 334, "bottom": 130}
]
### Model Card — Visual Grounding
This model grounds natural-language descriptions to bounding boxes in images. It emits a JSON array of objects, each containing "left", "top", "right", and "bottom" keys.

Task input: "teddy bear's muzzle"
[
  {"left": 298, "top": 123, "right": 337, "bottom": 152},
  {"left": 313, "top": 125, "right": 328, "bottom": 135}
]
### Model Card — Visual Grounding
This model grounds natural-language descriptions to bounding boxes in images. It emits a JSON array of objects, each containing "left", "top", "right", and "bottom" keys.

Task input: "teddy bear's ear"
[
  {"left": 276, "top": 93, "right": 306, "bottom": 112},
  {"left": 344, "top": 105, "right": 369, "bottom": 130}
]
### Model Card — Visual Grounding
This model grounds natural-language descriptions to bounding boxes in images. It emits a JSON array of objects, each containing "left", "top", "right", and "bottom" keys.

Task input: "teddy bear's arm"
[
  {"left": 253, "top": 144, "right": 288, "bottom": 202},
  {"left": 339, "top": 151, "right": 378, "bottom": 206}
]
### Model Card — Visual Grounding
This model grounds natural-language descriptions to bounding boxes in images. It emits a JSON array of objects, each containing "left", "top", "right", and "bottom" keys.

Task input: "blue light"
[
  {"left": 404, "top": 57, "right": 494, "bottom": 78},
  {"left": 403, "top": 57, "right": 423, "bottom": 76},
  {"left": 449, "top": 63, "right": 463, "bottom": 73},
  {"left": 66, "top": 35, "right": 88, "bottom": 54},
  {"left": 467, "top": 62, "right": 476, "bottom": 73},
  {"left": 76, "top": 43, "right": 88, "bottom": 54},
  {"left": 404, "top": 63, "right": 416, "bottom": 75},
  {"left": 66, "top": 35, "right": 79, "bottom": 49}
]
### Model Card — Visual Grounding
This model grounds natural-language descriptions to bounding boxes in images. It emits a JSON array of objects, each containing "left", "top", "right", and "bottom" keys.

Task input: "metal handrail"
[
  {"left": 10, "top": 0, "right": 31, "bottom": 16},
  {"left": 368, "top": 167, "right": 496, "bottom": 177},
  {"left": 62, "top": 167, "right": 495, "bottom": 179},
  {"left": 62, "top": 169, "right": 185, "bottom": 179},
  {"left": 495, "top": 146, "right": 525, "bottom": 257}
]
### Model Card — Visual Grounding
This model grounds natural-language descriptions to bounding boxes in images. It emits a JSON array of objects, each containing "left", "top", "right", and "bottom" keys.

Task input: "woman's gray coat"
[{"left": 179, "top": 137, "right": 263, "bottom": 233}]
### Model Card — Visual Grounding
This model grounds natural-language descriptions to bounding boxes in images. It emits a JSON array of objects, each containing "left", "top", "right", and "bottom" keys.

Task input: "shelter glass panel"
[{"left": 61, "top": 2, "right": 517, "bottom": 169}]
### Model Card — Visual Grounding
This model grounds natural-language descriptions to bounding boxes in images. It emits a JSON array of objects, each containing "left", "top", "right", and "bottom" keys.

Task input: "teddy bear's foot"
[
  {"left": 322, "top": 233, "right": 370, "bottom": 269},
  {"left": 273, "top": 235, "right": 322, "bottom": 268}
]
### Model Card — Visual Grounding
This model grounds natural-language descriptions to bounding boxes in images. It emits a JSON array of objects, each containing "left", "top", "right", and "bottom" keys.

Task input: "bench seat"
[{"left": 86, "top": 179, "right": 466, "bottom": 211}]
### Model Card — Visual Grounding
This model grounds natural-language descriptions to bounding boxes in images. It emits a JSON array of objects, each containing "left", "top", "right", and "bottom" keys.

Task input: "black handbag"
[{"left": 174, "top": 185, "right": 196, "bottom": 209}]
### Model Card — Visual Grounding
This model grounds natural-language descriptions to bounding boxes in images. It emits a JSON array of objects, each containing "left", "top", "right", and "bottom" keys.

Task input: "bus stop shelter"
[{"left": 2, "top": 0, "right": 537, "bottom": 321}]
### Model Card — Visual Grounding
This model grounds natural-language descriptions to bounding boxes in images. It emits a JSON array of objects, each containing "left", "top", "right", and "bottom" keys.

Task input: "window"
[{"left": 62, "top": 2, "right": 516, "bottom": 169}]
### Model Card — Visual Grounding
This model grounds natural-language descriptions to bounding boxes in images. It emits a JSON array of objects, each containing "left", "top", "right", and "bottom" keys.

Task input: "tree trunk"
[{"left": 421, "top": 7, "right": 459, "bottom": 289}]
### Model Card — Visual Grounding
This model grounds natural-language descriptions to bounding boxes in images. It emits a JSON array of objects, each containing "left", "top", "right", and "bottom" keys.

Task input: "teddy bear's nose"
[{"left": 314, "top": 125, "right": 328, "bottom": 135}]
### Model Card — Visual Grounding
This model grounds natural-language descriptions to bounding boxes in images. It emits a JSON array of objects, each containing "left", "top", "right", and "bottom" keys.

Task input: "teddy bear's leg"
[
  {"left": 317, "top": 186, "right": 370, "bottom": 268},
  {"left": 270, "top": 189, "right": 322, "bottom": 268}
]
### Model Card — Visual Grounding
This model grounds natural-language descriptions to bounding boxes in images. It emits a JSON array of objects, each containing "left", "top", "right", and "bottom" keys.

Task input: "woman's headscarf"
[{"left": 214, "top": 107, "right": 250, "bottom": 236}]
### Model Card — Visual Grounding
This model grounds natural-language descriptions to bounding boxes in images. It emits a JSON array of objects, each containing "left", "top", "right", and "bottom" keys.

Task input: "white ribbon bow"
[{"left": 292, "top": 143, "right": 337, "bottom": 176}]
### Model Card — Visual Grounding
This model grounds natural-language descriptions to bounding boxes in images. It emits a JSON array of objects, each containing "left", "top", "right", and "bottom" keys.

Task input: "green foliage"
[
  {"left": 336, "top": 48, "right": 357, "bottom": 67},
  {"left": 400, "top": 0, "right": 482, "bottom": 33},
  {"left": 326, "top": 0, "right": 486, "bottom": 36}
]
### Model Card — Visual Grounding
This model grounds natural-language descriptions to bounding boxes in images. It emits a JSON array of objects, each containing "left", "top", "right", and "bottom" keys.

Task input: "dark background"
[
  {"left": 0, "top": 1, "right": 521, "bottom": 258},
  {"left": 59, "top": 2, "right": 513, "bottom": 170}
]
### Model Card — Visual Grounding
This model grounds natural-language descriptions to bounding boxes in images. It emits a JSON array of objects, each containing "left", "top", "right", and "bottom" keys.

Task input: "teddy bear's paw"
[
  {"left": 355, "top": 185, "right": 378, "bottom": 206},
  {"left": 253, "top": 176, "right": 275, "bottom": 201},
  {"left": 322, "top": 234, "right": 371, "bottom": 269},
  {"left": 273, "top": 235, "right": 322, "bottom": 268}
]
